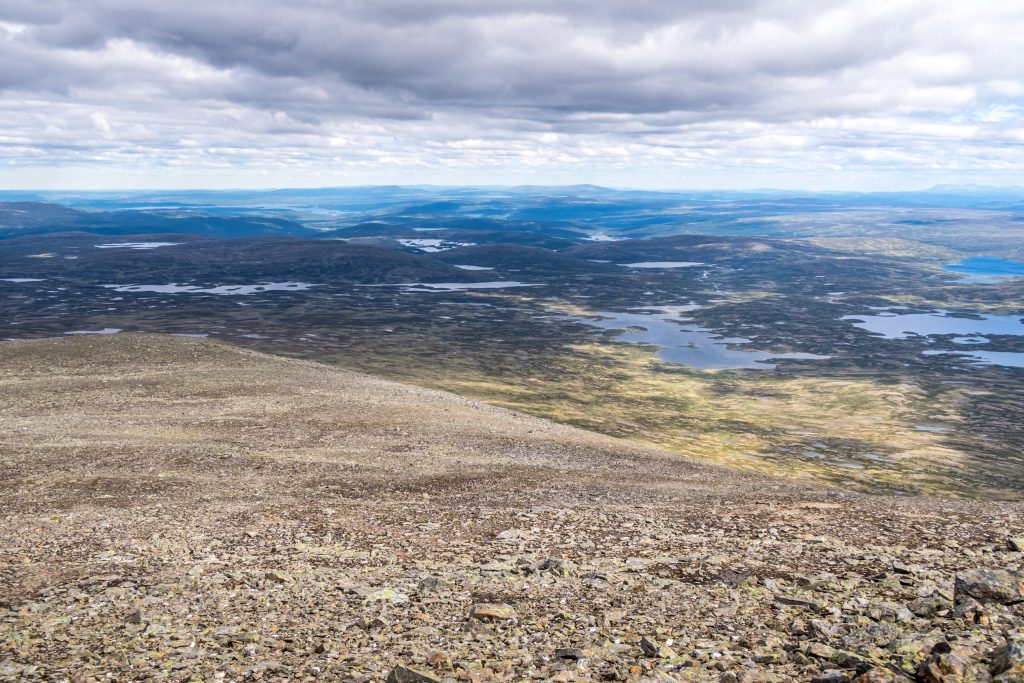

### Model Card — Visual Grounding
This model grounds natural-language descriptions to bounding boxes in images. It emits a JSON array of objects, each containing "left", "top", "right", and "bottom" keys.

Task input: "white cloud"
[{"left": 0, "top": 0, "right": 1021, "bottom": 189}]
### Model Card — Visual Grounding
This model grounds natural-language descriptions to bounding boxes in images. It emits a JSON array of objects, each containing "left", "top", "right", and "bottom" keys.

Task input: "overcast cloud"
[{"left": 0, "top": 0, "right": 1021, "bottom": 189}]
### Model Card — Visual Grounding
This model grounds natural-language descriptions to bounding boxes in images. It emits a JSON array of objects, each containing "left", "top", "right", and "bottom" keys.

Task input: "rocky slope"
[{"left": 0, "top": 334, "right": 1022, "bottom": 682}]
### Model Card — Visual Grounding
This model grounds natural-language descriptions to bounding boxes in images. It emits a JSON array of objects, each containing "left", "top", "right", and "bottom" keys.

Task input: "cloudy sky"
[{"left": 1, "top": 0, "right": 1022, "bottom": 190}]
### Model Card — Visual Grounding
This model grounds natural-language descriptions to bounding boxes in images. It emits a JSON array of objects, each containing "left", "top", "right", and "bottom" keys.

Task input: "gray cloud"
[{"left": 0, "top": 1, "right": 1021, "bottom": 189}]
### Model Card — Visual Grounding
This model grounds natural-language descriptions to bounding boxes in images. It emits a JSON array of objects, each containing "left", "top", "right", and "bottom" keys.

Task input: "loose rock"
[
  {"left": 386, "top": 665, "right": 442, "bottom": 683},
  {"left": 468, "top": 603, "right": 517, "bottom": 622},
  {"left": 954, "top": 569, "right": 1024, "bottom": 607}
]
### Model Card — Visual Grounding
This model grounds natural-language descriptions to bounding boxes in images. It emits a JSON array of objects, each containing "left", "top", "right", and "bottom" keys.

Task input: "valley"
[
  {"left": 2, "top": 187, "right": 1023, "bottom": 498},
  {"left": 6, "top": 4, "right": 1024, "bottom": 680}
]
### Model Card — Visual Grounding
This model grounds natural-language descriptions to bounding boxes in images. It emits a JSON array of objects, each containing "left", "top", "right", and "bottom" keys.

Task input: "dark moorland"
[{"left": 2, "top": 185, "right": 1023, "bottom": 498}]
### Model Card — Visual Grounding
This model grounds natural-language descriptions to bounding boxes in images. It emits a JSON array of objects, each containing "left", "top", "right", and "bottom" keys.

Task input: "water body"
[
  {"left": 944, "top": 257, "right": 1024, "bottom": 283},
  {"left": 841, "top": 309, "right": 1024, "bottom": 339},
  {"left": 102, "top": 282, "right": 317, "bottom": 295},
  {"left": 619, "top": 261, "right": 705, "bottom": 268},
  {"left": 65, "top": 328, "right": 122, "bottom": 335},
  {"left": 924, "top": 350, "right": 1024, "bottom": 369},
  {"left": 846, "top": 308, "right": 1024, "bottom": 368},
  {"left": 95, "top": 242, "right": 181, "bottom": 250},
  {"left": 397, "top": 239, "right": 476, "bottom": 252},
  {"left": 569, "top": 309, "right": 830, "bottom": 370},
  {"left": 385, "top": 281, "right": 538, "bottom": 292}
]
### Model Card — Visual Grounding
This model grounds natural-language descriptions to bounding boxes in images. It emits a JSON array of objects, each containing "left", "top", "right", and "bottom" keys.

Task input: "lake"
[
  {"left": 924, "top": 350, "right": 1024, "bottom": 369},
  {"left": 569, "top": 308, "right": 830, "bottom": 370},
  {"left": 841, "top": 309, "right": 1024, "bottom": 339},
  {"left": 619, "top": 261, "right": 705, "bottom": 268},
  {"left": 95, "top": 242, "right": 181, "bottom": 250},
  {"left": 841, "top": 307, "right": 1024, "bottom": 368},
  {"left": 366, "top": 281, "right": 539, "bottom": 292},
  {"left": 102, "top": 282, "right": 317, "bottom": 295},
  {"left": 944, "top": 257, "right": 1024, "bottom": 283}
]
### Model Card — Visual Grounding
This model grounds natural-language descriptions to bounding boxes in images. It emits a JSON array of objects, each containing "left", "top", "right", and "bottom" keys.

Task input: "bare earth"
[{"left": 0, "top": 334, "right": 1022, "bottom": 682}]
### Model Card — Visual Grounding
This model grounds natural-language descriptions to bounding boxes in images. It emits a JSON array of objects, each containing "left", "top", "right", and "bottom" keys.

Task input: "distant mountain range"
[
  {"left": 1, "top": 184, "right": 1021, "bottom": 244},
  {"left": 0, "top": 201, "right": 316, "bottom": 239}
]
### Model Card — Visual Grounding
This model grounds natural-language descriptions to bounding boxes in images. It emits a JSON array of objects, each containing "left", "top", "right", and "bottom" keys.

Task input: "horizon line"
[{"left": 2, "top": 182, "right": 1023, "bottom": 195}]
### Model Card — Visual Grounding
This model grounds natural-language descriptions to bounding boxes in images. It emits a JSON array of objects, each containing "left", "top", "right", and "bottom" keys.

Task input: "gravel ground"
[{"left": 0, "top": 334, "right": 1022, "bottom": 682}]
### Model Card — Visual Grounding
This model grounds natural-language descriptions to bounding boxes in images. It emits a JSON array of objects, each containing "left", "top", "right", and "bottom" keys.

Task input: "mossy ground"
[{"left": 338, "top": 331, "right": 1010, "bottom": 499}]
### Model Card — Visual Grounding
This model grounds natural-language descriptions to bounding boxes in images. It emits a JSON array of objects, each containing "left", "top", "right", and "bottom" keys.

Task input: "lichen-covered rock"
[
  {"left": 386, "top": 664, "right": 442, "bottom": 683},
  {"left": 639, "top": 635, "right": 676, "bottom": 659},
  {"left": 853, "top": 667, "right": 911, "bottom": 682},
  {"left": 468, "top": 603, "right": 517, "bottom": 622},
  {"left": 528, "top": 557, "right": 577, "bottom": 577},
  {"left": 992, "top": 634, "right": 1024, "bottom": 682},
  {"left": 366, "top": 588, "right": 411, "bottom": 604},
  {"left": 804, "top": 641, "right": 836, "bottom": 660},
  {"left": 812, "top": 671, "right": 852, "bottom": 683},
  {"left": 954, "top": 569, "right": 1024, "bottom": 607},
  {"left": 908, "top": 595, "right": 950, "bottom": 618},
  {"left": 890, "top": 633, "right": 947, "bottom": 672},
  {"left": 917, "top": 645, "right": 992, "bottom": 683}
]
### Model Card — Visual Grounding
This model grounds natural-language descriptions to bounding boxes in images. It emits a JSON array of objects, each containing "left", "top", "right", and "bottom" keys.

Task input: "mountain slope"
[{"left": 0, "top": 335, "right": 1021, "bottom": 681}]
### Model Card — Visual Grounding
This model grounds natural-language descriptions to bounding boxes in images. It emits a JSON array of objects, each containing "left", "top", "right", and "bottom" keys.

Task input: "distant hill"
[
  {"left": 434, "top": 244, "right": 617, "bottom": 274},
  {"left": 0, "top": 233, "right": 471, "bottom": 284},
  {"left": 0, "top": 201, "right": 316, "bottom": 239},
  {"left": 323, "top": 216, "right": 586, "bottom": 240},
  {"left": 0, "top": 201, "right": 91, "bottom": 231}
]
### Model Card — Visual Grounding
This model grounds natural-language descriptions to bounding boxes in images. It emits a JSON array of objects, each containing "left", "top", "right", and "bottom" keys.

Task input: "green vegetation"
[{"left": 342, "top": 329, "right": 1014, "bottom": 499}]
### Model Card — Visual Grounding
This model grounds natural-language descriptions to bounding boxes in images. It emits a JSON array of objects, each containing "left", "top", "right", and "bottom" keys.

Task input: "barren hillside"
[{"left": 0, "top": 335, "right": 1021, "bottom": 682}]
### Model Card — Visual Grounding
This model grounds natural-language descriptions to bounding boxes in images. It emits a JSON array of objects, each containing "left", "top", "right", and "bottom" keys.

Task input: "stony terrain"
[{"left": 0, "top": 334, "right": 1022, "bottom": 682}]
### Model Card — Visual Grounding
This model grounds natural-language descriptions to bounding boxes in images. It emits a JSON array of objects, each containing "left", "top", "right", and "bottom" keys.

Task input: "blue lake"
[
  {"left": 569, "top": 308, "right": 830, "bottom": 370},
  {"left": 102, "top": 282, "right": 317, "bottom": 295},
  {"left": 841, "top": 308, "right": 1024, "bottom": 369},
  {"left": 618, "top": 261, "right": 705, "bottom": 269},
  {"left": 924, "top": 350, "right": 1024, "bottom": 369},
  {"left": 944, "top": 257, "right": 1024, "bottom": 283},
  {"left": 841, "top": 309, "right": 1024, "bottom": 339}
]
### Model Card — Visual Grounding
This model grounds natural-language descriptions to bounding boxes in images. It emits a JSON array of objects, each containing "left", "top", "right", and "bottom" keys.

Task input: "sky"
[{"left": 0, "top": 1, "right": 1022, "bottom": 191}]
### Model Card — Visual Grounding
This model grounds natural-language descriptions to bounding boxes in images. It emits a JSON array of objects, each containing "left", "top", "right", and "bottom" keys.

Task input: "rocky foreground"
[{"left": 0, "top": 334, "right": 1022, "bottom": 682}]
